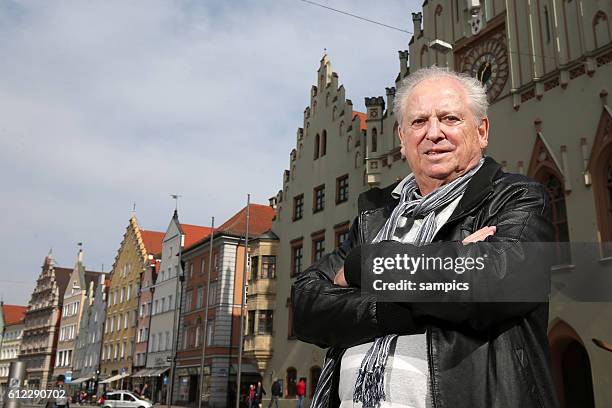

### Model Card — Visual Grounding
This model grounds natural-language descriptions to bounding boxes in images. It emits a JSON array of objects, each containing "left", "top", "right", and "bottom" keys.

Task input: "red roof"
[
  {"left": 2, "top": 304, "right": 27, "bottom": 325},
  {"left": 218, "top": 204, "right": 275, "bottom": 237},
  {"left": 181, "top": 224, "right": 214, "bottom": 248},
  {"left": 353, "top": 111, "right": 368, "bottom": 131},
  {"left": 140, "top": 230, "right": 165, "bottom": 256}
]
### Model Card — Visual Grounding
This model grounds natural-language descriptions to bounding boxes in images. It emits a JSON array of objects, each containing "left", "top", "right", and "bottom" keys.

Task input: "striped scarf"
[{"left": 311, "top": 158, "right": 484, "bottom": 408}]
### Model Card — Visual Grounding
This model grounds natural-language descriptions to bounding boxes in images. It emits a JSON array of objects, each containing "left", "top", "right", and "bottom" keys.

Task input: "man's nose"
[{"left": 425, "top": 117, "right": 444, "bottom": 142}]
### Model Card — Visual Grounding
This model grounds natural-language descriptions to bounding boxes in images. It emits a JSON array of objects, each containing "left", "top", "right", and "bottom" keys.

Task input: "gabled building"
[
  {"left": 174, "top": 203, "right": 275, "bottom": 408},
  {"left": 144, "top": 212, "right": 211, "bottom": 404},
  {"left": 19, "top": 252, "right": 73, "bottom": 389},
  {"left": 71, "top": 273, "right": 109, "bottom": 393},
  {"left": 52, "top": 249, "right": 103, "bottom": 382},
  {"left": 0, "top": 304, "right": 28, "bottom": 400},
  {"left": 99, "top": 216, "right": 164, "bottom": 391},
  {"left": 265, "top": 55, "right": 369, "bottom": 403}
]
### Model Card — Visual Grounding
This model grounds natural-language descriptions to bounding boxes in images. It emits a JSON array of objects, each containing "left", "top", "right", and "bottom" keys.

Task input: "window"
[
  {"left": 287, "top": 367, "right": 297, "bottom": 397},
  {"left": 185, "top": 290, "right": 193, "bottom": 312},
  {"left": 123, "top": 313, "right": 128, "bottom": 329},
  {"left": 336, "top": 175, "right": 349, "bottom": 204},
  {"left": 536, "top": 171, "right": 570, "bottom": 264},
  {"left": 168, "top": 295, "right": 173, "bottom": 311},
  {"left": 293, "top": 194, "right": 304, "bottom": 221},
  {"left": 321, "top": 130, "right": 327, "bottom": 156},
  {"left": 208, "top": 281, "right": 219, "bottom": 306},
  {"left": 127, "top": 285, "right": 131, "bottom": 301},
  {"left": 248, "top": 311, "right": 256, "bottom": 335},
  {"left": 182, "top": 326, "right": 189, "bottom": 350},
  {"left": 544, "top": 6, "right": 551, "bottom": 43},
  {"left": 120, "top": 287, "right": 125, "bottom": 303},
  {"left": 335, "top": 222, "right": 350, "bottom": 248},
  {"left": 166, "top": 331, "right": 171, "bottom": 350},
  {"left": 197, "top": 286, "right": 204, "bottom": 309},
  {"left": 314, "top": 134, "right": 320, "bottom": 159},
  {"left": 313, "top": 184, "right": 325, "bottom": 213},
  {"left": 258, "top": 310, "right": 273, "bottom": 334},
  {"left": 261, "top": 256, "right": 276, "bottom": 279},
  {"left": 290, "top": 239, "right": 303, "bottom": 277},
  {"left": 206, "top": 320, "right": 214, "bottom": 346},
  {"left": 161, "top": 298, "right": 166, "bottom": 313},
  {"left": 154, "top": 300, "right": 159, "bottom": 315},
  {"left": 371, "top": 128, "right": 377, "bottom": 152},
  {"left": 312, "top": 231, "right": 325, "bottom": 263},
  {"left": 250, "top": 256, "right": 259, "bottom": 281}
]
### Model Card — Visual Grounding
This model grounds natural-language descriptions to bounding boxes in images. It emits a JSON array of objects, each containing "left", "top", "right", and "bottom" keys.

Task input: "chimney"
[
  {"left": 412, "top": 12, "right": 423, "bottom": 37},
  {"left": 398, "top": 50, "right": 409, "bottom": 78}
]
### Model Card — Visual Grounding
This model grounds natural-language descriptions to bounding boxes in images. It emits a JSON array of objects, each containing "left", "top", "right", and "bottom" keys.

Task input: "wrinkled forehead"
[{"left": 405, "top": 78, "right": 471, "bottom": 116}]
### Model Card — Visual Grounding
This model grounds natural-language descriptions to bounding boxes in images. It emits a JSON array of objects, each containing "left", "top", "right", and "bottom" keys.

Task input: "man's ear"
[
  {"left": 398, "top": 126, "right": 407, "bottom": 156},
  {"left": 477, "top": 117, "right": 489, "bottom": 149}
]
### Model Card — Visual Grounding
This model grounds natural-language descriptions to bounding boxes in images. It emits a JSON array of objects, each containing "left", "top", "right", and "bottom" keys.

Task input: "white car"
[{"left": 101, "top": 391, "right": 152, "bottom": 408}]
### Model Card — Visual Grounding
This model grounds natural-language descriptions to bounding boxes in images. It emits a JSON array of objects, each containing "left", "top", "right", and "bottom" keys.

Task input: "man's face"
[{"left": 398, "top": 77, "right": 489, "bottom": 191}]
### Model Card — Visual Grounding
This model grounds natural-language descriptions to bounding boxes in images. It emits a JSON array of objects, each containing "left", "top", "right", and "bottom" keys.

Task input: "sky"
[{"left": 0, "top": 0, "right": 420, "bottom": 305}]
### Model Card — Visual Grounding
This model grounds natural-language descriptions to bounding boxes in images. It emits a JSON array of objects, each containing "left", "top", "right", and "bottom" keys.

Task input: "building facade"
[
  {"left": 72, "top": 273, "right": 109, "bottom": 393},
  {"left": 52, "top": 249, "right": 102, "bottom": 383},
  {"left": 244, "top": 230, "right": 279, "bottom": 376},
  {"left": 145, "top": 212, "right": 211, "bottom": 404},
  {"left": 99, "top": 216, "right": 164, "bottom": 390},
  {"left": 0, "top": 304, "right": 28, "bottom": 401},
  {"left": 265, "top": 55, "right": 370, "bottom": 403},
  {"left": 19, "top": 253, "right": 73, "bottom": 389},
  {"left": 175, "top": 204, "right": 274, "bottom": 408},
  {"left": 267, "top": 1, "right": 612, "bottom": 406},
  {"left": 131, "top": 259, "right": 157, "bottom": 392}
]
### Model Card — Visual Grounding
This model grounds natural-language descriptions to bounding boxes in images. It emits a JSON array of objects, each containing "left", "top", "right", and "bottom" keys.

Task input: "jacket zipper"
[{"left": 426, "top": 327, "right": 438, "bottom": 408}]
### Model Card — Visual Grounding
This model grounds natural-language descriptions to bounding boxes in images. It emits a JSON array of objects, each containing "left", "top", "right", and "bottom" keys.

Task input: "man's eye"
[
  {"left": 442, "top": 116, "right": 461, "bottom": 124},
  {"left": 411, "top": 118, "right": 426, "bottom": 127}
]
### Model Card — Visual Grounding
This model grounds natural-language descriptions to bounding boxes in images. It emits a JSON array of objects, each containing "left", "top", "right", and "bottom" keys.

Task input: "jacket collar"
[{"left": 358, "top": 156, "right": 502, "bottom": 217}]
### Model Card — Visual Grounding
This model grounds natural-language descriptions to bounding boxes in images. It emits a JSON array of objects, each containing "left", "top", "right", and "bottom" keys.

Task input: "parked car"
[{"left": 100, "top": 391, "right": 152, "bottom": 408}]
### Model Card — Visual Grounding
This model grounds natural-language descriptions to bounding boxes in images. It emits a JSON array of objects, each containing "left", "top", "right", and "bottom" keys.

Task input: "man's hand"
[
  {"left": 462, "top": 226, "right": 496, "bottom": 244},
  {"left": 334, "top": 267, "right": 348, "bottom": 287}
]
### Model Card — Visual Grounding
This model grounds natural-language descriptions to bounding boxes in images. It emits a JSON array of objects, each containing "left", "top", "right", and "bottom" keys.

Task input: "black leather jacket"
[{"left": 292, "top": 157, "right": 559, "bottom": 408}]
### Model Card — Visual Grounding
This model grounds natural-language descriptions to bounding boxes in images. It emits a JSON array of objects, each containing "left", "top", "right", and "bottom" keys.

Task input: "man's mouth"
[{"left": 425, "top": 150, "right": 451, "bottom": 156}]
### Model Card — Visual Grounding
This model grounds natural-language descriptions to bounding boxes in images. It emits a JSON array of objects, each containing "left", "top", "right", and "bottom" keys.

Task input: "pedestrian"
[
  {"left": 295, "top": 379, "right": 305, "bottom": 408},
  {"left": 54, "top": 375, "right": 69, "bottom": 408},
  {"left": 254, "top": 381, "right": 266, "bottom": 408},
  {"left": 248, "top": 384, "right": 255, "bottom": 408},
  {"left": 267, "top": 379, "right": 281, "bottom": 408}
]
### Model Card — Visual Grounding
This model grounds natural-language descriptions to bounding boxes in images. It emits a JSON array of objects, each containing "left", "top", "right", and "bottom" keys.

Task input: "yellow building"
[{"left": 99, "top": 216, "right": 163, "bottom": 390}]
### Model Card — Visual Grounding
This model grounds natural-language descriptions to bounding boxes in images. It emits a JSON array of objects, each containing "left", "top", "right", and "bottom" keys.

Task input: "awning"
[
  {"left": 69, "top": 376, "right": 93, "bottom": 384},
  {"left": 149, "top": 367, "right": 169, "bottom": 377},
  {"left": 99, "top": 372, "right": 130, "bottom": 384},
  {"left": 230, "top": 363, "right": 260, "bottom": 374},
  {"left": 132, "top": 369, "right": 153, "bottom": 378}
]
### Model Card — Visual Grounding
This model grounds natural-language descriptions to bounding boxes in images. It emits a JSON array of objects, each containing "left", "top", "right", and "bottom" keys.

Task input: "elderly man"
[{"left": 292, "top": 67, "right": 558, "bottom": 408}]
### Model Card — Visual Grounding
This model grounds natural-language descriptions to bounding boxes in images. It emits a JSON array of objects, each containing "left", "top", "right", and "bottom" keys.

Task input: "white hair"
[{"left": 394, "top": 66, "right": 489, "bottom": 128}]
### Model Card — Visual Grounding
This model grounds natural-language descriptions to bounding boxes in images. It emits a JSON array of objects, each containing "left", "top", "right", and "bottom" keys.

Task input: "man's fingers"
[
  {"left": 462, "top": 226, "right": 496, "bottom": 244},
  {"left": 334, "top": 267, "right": 348, "bottom": 287}
]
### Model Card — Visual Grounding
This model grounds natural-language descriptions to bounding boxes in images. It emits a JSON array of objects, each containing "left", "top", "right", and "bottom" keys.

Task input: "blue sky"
[{"left": 0, "top": 0, "right": 420, "bottom": 304}]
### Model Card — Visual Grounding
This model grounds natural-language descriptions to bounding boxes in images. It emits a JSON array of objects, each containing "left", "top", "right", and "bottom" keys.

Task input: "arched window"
[
  {"left": 326, "top": 92, "right": 330, "bottom": 107},
  {"left": 535, "top": 170, "right": 570, "bottom": 264},
  {"left": 593, "top": 143, "right": 612, "bottom": 257},
  {"left": 339, "top": 121, "right": 344, "bottom": 137},
  {"left": 310, "top": 366, "right": 322, "bottom": 397},
  {"left": 313, "top": 101, "right": 317, "bottom": 115},
  {"left": 371, "top": 128, "right": 378, "bottom": 153},
  {"left": 593, "top": 11, "right": 610, "bottom": 49},
  {"left": 346, "top": 135, "right": 352, "bottom": 152},
  {"left": 306, "top": 122, "right": 310, "bottom": 137},
  {"left": 314, "top": 134, "right": 320, "bottom": 159},
  {"left": 355, "top": 151, "right": 361, "bottom": 168},
  {"left": 321, "top": 130, "right": 327, "bottom": 156},
  {"left": 298, "top": 142, "right": 303, "bottom": 158},
  {"left": 544, "top": 6, "right": 551, "bottom": 43},
  {"left": 332, "top": 106, "right": 337, "bottom": 121},
  {"left": 286, "top": 367, "right": 297, "bottom": 397}
]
